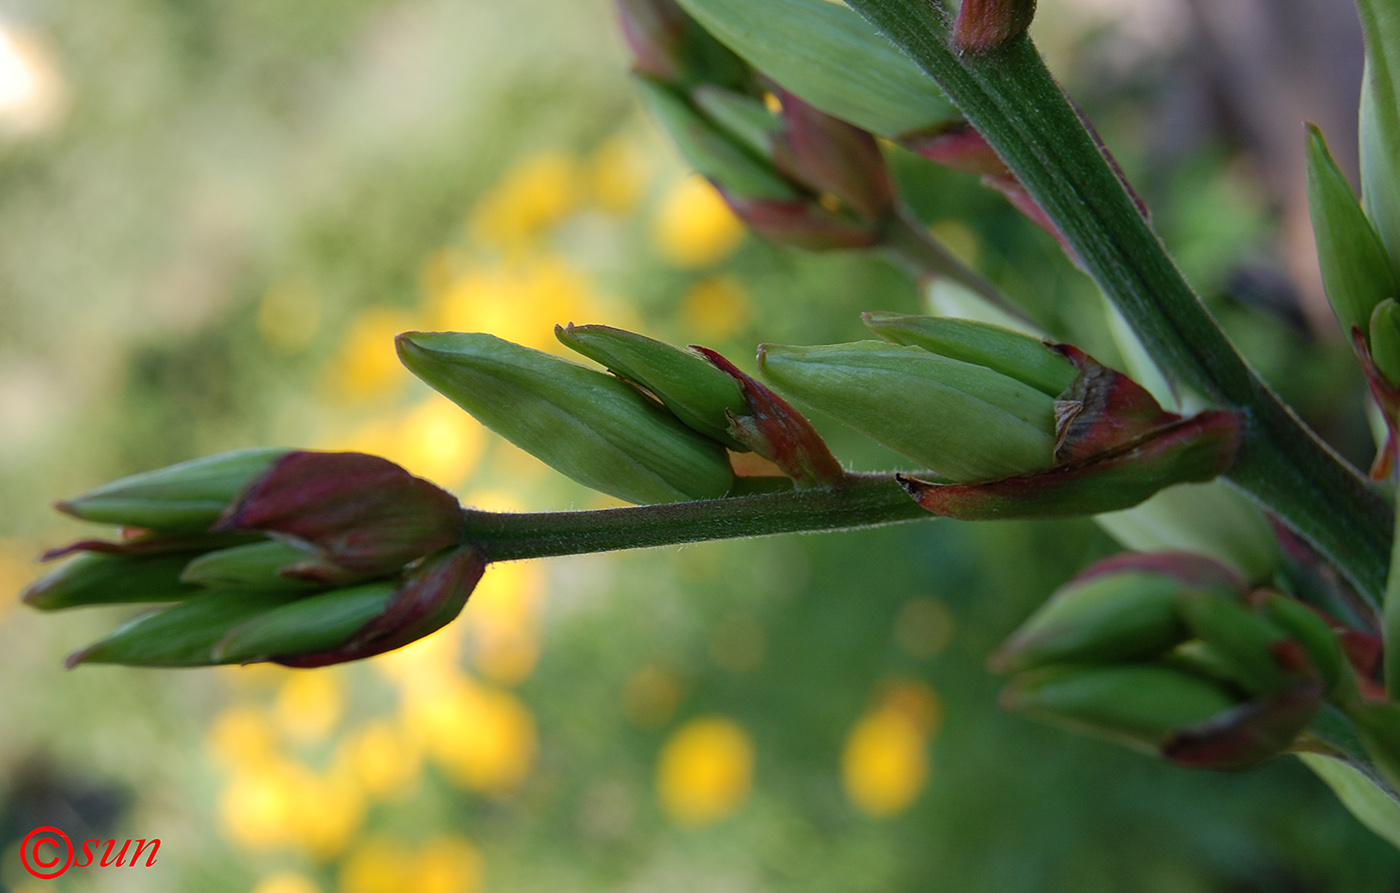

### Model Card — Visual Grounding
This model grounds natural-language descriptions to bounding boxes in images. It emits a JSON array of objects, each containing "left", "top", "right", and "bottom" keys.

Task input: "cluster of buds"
[
  {"left": 621, "top": 0, "right": 897, "bottom": 251},
  {"left": 23, "top": 450, "right": 483, "bottom": 668},
  {"left": 993, "top": 553, "right": 1373, "bottom": 770}
]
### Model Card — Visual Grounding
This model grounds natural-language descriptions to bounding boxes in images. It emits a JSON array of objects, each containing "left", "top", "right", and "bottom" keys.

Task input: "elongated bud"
[
  {"left": 1095, "top": 482, "right": 1281, "bottom": 584},
  {"left": 1305, "top": 125, "right": 1398, "bottom": 341},
  {"left": 991, "top": 553, "right": 1242, "bottom": 675},
  {"left": 397, "top": 332, "right": 735, "bottom": 504},
  {"left": 56, "top": 448, "right": 288, "bottom": 532},
  {"left": 690, "top": 86, "right": 780, "bottom": 158},
  {"left": 759, "top": 340, "right": 1056, "bottom": 481},
  {"left": 65, "top": 590, "right": 303, "bottom": 668},
  {"left": 674, "top": 0, "right": 957, "bottom": 139},
  {"left": 554, "top": 323, "right": 749, "bottom": 450},
  {"left": 214, "top": 451, "right": 465, "bottom": 583},
  {"left": 1176, "top": 593, "right": 1306, "bottom": 696},
  {"left": 274, "top": 546, "right": 487, "bottom": 668},
  {"left": 1162, "top": 679, "right": 1323, "bottom": 770},
  {"left": 953, "top": 0, "right": 1037, "bottom": 53},
  {"left": 22, "top": 552, "right": 201, "bottom": 611},
  {"left": 1357, "top": 0, "right": 1400, "bottom": 276},
  {"left": 862, "top": 312, "right": 1077, "bottom": 397},
  {"left": 615, "top": 0, "right": 748, "bottom": 88},
  {"left": 1257, "top": 593, "right": 1348, "bottom": 698},
  {"left": 770, "top": 89, "right": 892, "bottom": 221},
  {"left": 694, "top": 347, "right": 844, "bottom": 486},
  {"left": 714, "top": 190, "right": 882, "bottom": 250},
  {"left": 179, "top": 541, "right": 328, "bottom": 592},
  {"left": 1001, "top": 664, "right": 1239, "bottom": 755},
  {"left": 211, "top": 582, "right": 399, "bottom": 665},
  {"left": 635, "top": 76, "right": 796, "bottom": 202}
]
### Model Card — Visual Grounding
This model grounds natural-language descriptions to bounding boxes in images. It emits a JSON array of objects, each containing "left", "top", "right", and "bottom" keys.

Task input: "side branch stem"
[{"left": 463, "top": 474, "right": 929, "bottom": 561}]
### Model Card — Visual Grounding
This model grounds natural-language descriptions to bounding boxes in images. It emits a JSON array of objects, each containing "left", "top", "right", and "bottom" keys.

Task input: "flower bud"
[
  {"left": 861, "top": 311, "right": 1077, "bottom": 397},
  {"left": 179, "top": 541, "right": 327, "bottom": 592},
  {"left": 1162, "top": 679, "right": 1323, "bottom": 770},
  {"left": 1257, "top": 592, "right": 1348, "bottom": 698},
  {"left": 65, "top": 589, "right": 304, "bottom": 668},
  {"left": 634, "top": 76, "right": 796, "bottom": 202},
  {"left": 56, "top": 448, "right": 288, "bottom": 533},
  {"left": 1000, "top": 664, "right": 1239, "bottom": 755},
  {"left": 22, "top": 552, "right": 201, "bottom": 611},
  {"left": 615, "top": 0, "right": 749, "bottom": 88},
  {"left": 674, "top": 0, "right": 957, "bottom": 139},
  {"left": 1175, "top": 592, "right": 1305, "bottom": 696},
  {"left": 990, "top": 553, "right": 1242, "bottom": 675},
  {"left": 211, "top": 582, "right": 400, "bottom": 665},
  {"left": 953, "top": 0, "right": 1037, "bottom": 53},
  {"left": 759, "top": 340, "right": 1057, "bottom": 481},
  {"left": 770, "top": 89, "right": 892, "bottom": 221},
  {"left": 214, "top": 451, "right": 466, "bottom": 583},
  {"left": 1357, "top": 0, "right": 1400, "bottom": 275},
  {"left": 716, "top": 190, "right": 883, "bottom": 250},
  {"left": 554, "top": 323, "right": 749, "bottom": 449},
  {"left": 690, "top": 86, "right": 780, "bottom": 158},
  {"left": 1305, "top": 125, "right": 1398, "bottom": 341},
  {"left": 397, "top": 331, "right": 735, "bottom": 504},
  {"left": 1371, "top": 299, "right": 1400, "bottom": 388}
]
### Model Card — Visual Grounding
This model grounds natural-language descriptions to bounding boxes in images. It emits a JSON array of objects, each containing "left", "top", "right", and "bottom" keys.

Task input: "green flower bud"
[
  {"left": 22, "top": 552, "right": 201, "bottom": 611},
  {"left": 690, "top": 86, "right": 780, "bottom": 159},
  {"left": 1371, "top": 299, "right": 1400, "bottom": 387},
  {"left": 554, "top": 323, "right": 748, "bottom": 449},
  {"left": 211, "top": 583, "right": 399, "bottom": 664},
  {"left": 1176, "top": 593, "right": 1299, "bottom": 696},
  {"left": 397, "top": 332, "right": 735, "bottom": 504},
  {"left": 861, "top": 311, "right": 1077, "bottom": 397},
  {"left": 634, "top": 76, "right": 796, "bottom": 201},
  {"left": 66, "top": 590, "right": 303, "bottom": 668},
  {"left": 179, "top": 541, "right": 326, "bottom": 592},
  {"left": 1357, "top": 0, "right": 1400, "bottom": 276},
  {"left": 1001, "top": 664, "right": 1239, "bottom": 755},
  {"left": 758, "top": 340, "right": 1056, "bottom": 481},
  {"left": 56, "top": 448, "right": 288, "bottom": 532},
  {"left": 674, "top": 0, "right": 956, "bottom": 138},
  {"left": 1305, "top": 125, "right": 1398, "bottom": 340},
  {"left": 1258, "top": 593, "right": 1347, "bottom": 698},
  {"left": 991, "top": 553, "right": 1242, "bottom": 675},
  {"left": 1094, "top": 482, "right": 1281, "bottom": 584}
]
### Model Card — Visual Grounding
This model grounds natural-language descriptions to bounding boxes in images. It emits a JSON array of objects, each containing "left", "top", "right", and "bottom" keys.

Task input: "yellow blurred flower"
[
  {"left": 470, "top": 152, "right": 582, "bottom": 251},
  {"left": 431, "top": 255, "right": 599, "bottom": 352},
  {"left": 590, "top": 135, "right": 649, "bottom": 214},
  {"left": 206, "top": 706, "right": 278, "bottom": 769},
  {"left": 341, "top": 398, "right": 483, "bottom": 487},
  {"left": 0, "top": 538, "right": 37, "bottom": 620},
  {"left": 656, "top": 716, "right": 754, "bottom": 826},
  {"left": 339, "top": 836, "right": 413, "bottom": 893},
  {"left": 250, "top": 871, "right": 321, "bottom": 893},
  {"left": 841, "top": 682, "right": 941, "bottom": 817},
  {"left": 324, "top": 307, "right": 418, "bottom": 402},
  {"left": 274, "top": 671, "right": 343, "bottom": 745},
  {"left": 416, "top": 835, "right": 483, "bottom": 893},
  {"left": 219, "top": 757, "right": 365, "bottom": 859},
  {"left": 654, "top": 175, "right": 744, "bottom": 268},
  {"left": 258, "top": 279, "right": 322, "bottom": 355},
  {"left": 680, "top": 276, "right": 751, "bottom": 340},
  {"left": 473, "top": 627, "right": 540, "bottom": 686},
  {"left": 402, "top": 673, "right": 536, "bottom": 795},
  {"left": 622, "top": 664, "right": 683, "bottom": 729},
  {"left": 339, "top": 719, "right": 423, "bottom": 801}
]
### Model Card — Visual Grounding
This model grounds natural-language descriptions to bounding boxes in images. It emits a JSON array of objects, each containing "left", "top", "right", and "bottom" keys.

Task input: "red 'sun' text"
[{"left": 20, "top": 826, "right": 160, "bottom": 879}]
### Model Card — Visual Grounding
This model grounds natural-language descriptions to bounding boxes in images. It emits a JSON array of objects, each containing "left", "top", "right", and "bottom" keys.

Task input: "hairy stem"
[
  {"left": 844, "top": 0, "right": 1392, "bottom": 604},
  {"left": 462, "top": 474, "right": 929, "bottom": 561}
]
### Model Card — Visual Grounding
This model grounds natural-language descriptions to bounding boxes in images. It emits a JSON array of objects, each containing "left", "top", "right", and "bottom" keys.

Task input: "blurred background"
[{"left": 0, "top": 0, "right": 1397, "bottom": 890}]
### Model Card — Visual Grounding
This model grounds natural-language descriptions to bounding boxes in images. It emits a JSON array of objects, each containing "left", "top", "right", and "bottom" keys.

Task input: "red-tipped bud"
[
  {"left": 718, "top": 189, "right": 883, "bottom": 251},
  {"left": 215, "top": 451, "right": 466, "bottom": 583},
  {"left": 953, "top": 0, "right": 1037, "bottom": 54},
  {"left": 771, "top": 89, "right": 893, "bottom": 221}
]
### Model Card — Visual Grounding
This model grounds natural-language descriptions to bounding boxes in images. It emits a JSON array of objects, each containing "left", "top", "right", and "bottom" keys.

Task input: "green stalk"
[
  {"left": 462, "top": 474, "right": 928, "bottom": 561},
  {"left": 843, "top": 0, "right": 1392, "bottom": 604}
]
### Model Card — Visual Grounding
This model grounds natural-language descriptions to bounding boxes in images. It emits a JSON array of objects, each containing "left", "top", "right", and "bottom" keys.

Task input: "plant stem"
[
  {"left": 844, "top": 0, "right": 1393, "bottom": 604},
  {"left": 462, "top": 473, "right": 929, "bottom": 561}
]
